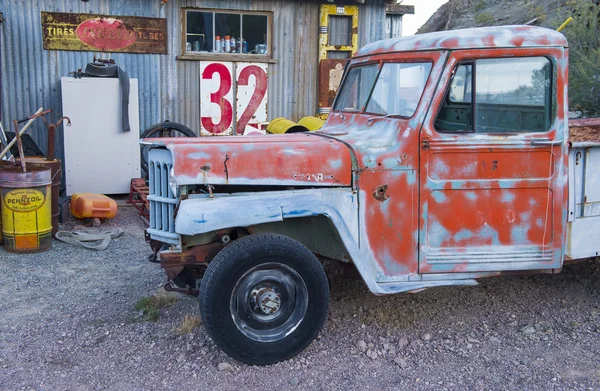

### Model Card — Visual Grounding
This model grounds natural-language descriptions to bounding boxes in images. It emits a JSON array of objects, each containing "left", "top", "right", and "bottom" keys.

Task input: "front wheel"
[{"left": 199, "top": 234, "right": 329, "bottom": 365}]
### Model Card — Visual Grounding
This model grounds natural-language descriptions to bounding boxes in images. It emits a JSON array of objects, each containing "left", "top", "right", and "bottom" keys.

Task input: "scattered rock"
[
  {"left": 367, "top": 349, "right": 378, "bottom": 360},
  {"left": 535, "top": 323, "right": 553, "bottom": 333},
  {"left": 394, "top": 357, "right": 407, "bottom": 369},
  {"left": 520, "top": 326, "right": 536, "bottom": 335},
  {"left": 290, "top": 377, "right": 300, "bottom": 386},
  {"left": 489, "top": 336, "right": 501, "bottom": 343},
  {"left": 218, "top": 363, "right": 234, "bottom": 373},
  {"left": 357, "top": 340, "right": 367, "bottom": 352},
  {"left": 422, "top": 333, "right": 432, "bottom": 342},
  {"left": 398, "top": 337, "right": 409, "bottom": 349}
]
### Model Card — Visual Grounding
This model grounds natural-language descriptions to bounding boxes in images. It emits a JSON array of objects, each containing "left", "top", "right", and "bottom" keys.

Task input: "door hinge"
[{"left": 422, "top": 138, "right": 430, "bottom": 150}]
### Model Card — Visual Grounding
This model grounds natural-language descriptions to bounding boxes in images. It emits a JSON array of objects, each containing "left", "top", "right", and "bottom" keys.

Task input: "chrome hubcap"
[{"left": 230, "top": 263, "right": 308, "bottom": 342}]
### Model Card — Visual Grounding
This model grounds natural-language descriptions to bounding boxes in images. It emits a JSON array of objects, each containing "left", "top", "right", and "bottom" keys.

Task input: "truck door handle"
[{"left": 530, "top": 139, "right": 563, "bottom": 146}]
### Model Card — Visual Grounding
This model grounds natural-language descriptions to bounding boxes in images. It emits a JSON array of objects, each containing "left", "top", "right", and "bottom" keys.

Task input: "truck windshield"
[
  {"left": 334, "top": 62, "right": 432, "bottom": 116},
  {"left": 333, "top": 64, "right": 379, "bottom": 112}
]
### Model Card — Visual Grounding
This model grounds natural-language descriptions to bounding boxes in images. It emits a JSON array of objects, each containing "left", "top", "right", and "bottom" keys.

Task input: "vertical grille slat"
[
  {"left": 149, "top": 161, "right": 156, "bottom": 230},
  {"left": 147, "top": 148, "right": 179, "bottom": 245}
]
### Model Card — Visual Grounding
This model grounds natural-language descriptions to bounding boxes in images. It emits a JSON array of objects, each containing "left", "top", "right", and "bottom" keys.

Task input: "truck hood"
[{"left": 145, "top": 133, "right": 354, "bottom": 187}]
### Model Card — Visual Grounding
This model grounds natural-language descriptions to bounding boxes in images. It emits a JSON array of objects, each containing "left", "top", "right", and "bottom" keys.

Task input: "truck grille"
[{"left": 147, "top": 148, "right": 179, "bottom": 245}]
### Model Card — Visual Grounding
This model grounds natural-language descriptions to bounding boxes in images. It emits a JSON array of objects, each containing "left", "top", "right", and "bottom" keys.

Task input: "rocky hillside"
[{"left": 418, "top": 0, "right": 575, "bottom": 33}]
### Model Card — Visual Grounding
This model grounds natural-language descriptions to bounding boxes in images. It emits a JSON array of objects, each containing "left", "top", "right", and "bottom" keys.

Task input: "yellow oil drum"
[
  {"left": 266, "top": 118, "right": 309, "bottom": 134},
  {"left": 298, "top": 116, "right": 325, "bottom": 131},
  {"left": 0, "top": 164, "right": 52, "bottom": 253},
  {"left": 16, "top": 157, "right": 62, "bottom": 237}
]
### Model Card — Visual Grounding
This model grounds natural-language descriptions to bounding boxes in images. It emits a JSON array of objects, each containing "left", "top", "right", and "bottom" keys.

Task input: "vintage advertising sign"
[
  {"left": 200, "top": 62, "right": 269, "bottom": 136},
  {"left": 3, "top": 189, "right": 46, "bottom": 213},
  {"left": 41, "top": 12, "right": 167, "bottom": 54}
]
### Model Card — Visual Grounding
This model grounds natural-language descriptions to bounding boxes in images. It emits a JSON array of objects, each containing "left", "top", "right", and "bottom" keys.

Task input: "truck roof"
[{"left": 356, "top": 25, "right": 568, "bottom": 57}]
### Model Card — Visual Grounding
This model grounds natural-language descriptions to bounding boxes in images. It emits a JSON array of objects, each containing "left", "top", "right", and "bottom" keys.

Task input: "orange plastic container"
[{"left": 70, "top": 193, "right": 118, "bottom": 219}]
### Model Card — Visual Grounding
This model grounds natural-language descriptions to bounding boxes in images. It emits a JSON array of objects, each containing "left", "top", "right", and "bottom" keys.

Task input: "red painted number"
[
  {"left": 237, "top": 65, "right": 268, "bottom": 131},
  {"left": 201, "top": 63, "right": 233, "bottom": 134}
]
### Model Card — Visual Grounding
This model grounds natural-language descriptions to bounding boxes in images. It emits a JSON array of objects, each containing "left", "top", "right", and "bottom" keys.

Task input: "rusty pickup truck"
[{"left": 142, "top": 25, "right": 600, "bottom": 365}]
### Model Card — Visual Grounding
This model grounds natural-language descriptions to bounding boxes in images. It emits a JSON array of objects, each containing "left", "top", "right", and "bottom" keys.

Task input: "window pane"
[
  {"left": 435, "top": 64, "right": 473, "bottom": 131},
  {"left": 475, "top": 57, "right": 551, "bottom": 133},
  {"left": 243, "top": 14, "right": 268, "bottom": 55},
  {"left": 186, "top": 11, "right": 213, "bottom": 52},
  {"left": 333, "top": 65, "right": 379, "bottom": 112},
  {"left": 329, "top": 15, "right": 352, "bottom": 46},
  {"left": 366, "top": 62, "right": 432, "bottom": 117},
  {"left": 215, "top": 13, "right": 241, "bottom": 53},
  {"left": 449, "top": 64, "right": 472, "bottom": 103}
]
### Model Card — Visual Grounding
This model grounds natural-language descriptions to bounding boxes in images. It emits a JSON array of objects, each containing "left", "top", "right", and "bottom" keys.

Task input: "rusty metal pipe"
[
  {"left": 12, "top": 120, "right": 27, "bottom": 173},
  {"left": 43, "top": 116, "right": 70, "bottom": 161},
  {"left": 47, "top": 124, "right": 56, "bottom": 161},
  {"left": 17, "top": 109, "right": 52, "bottom": 124}
]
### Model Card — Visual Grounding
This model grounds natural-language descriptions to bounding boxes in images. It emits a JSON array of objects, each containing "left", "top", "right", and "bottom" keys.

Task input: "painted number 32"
[{"left": 201, "top": 62, "right": 268, "bottom": 135}]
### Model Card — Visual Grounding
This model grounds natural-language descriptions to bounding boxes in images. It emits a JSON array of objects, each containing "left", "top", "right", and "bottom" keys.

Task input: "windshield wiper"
[{"left": 367, "top": 113, "right": 400, "bottom": 125}]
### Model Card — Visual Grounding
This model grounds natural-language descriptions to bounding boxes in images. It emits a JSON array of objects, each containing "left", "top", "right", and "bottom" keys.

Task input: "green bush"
[
  {"left": 561, "top": 3, "right": 600, "bottom": 116},
  {"left": 475, "top": 12, "right": 495, "bottom": 25}
]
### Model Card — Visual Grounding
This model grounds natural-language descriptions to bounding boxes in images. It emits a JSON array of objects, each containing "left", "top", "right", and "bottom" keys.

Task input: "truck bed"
[
  {"left": 566, "top": 118, "right": 600, "bottom": 259},
  {"left": 569, "top": 118, "right": 600, "bottom": 143}
]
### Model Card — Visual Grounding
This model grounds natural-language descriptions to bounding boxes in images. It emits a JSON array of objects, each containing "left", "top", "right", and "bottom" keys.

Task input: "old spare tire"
[
  {"left": 199, "top": 234, "right": 330, "bottom": 365},
  {"left": 140, "top": 121, "right": 196, "bottom": 176}
]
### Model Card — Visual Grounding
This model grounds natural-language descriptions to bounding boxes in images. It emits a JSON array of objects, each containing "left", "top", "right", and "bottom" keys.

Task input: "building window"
[
  {"left": 183, "top": 9, "right": 271, "bottom": 58},
  {"left": 435, "top": 57, "right": 553, "bottom": 133}
]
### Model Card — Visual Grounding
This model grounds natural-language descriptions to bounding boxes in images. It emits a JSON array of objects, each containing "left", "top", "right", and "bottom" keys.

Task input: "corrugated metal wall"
[{"left": 0, "top": 0, "right": 386, "bottom": 162}]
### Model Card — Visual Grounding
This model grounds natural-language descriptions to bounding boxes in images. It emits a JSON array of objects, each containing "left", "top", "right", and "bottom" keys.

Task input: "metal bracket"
[{"left": 422, "top": 138, "right": 430, "bottom": 150}]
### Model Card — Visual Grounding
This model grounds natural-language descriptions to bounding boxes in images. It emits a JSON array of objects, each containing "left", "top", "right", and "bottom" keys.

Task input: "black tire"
[
  {"left": 140, "top": 121, "right": 196, "bottom": 175},
  {"left": 199, "top": 234, "right": 329, "bottom": 365}
]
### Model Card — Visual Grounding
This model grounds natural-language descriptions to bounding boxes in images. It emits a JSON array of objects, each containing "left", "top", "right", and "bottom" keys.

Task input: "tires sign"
[{"left": 200, "top": 62, "right": 268, "bottom": 136}]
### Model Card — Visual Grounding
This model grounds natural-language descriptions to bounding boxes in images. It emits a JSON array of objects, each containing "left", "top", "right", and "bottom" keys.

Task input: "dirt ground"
[{"left": 1, "top": 205, "right": 600, "bottom": 391}]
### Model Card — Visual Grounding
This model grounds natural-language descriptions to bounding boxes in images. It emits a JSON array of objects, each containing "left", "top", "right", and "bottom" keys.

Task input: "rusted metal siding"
[{"left": 1, "top": 0, "right": 386, "bottom": 161}]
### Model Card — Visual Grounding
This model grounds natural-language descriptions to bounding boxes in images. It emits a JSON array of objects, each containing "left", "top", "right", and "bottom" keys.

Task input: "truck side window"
[
  {"left": 333, "top": 64, "right": 379, "bottom": 112},
  {"left": 365, "top": 62, "right": 432, "bottom": 117},
  {"left": 435, "top": 64, "right": 473, "bottom": 131},
  {"left": 436, "top": 57, "right": 552, "bottom": 133}
]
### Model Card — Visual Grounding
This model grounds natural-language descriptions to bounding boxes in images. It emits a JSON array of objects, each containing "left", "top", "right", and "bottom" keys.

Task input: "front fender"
[{"left": 175, "top": 188, "right": 359, "bottom": 241}]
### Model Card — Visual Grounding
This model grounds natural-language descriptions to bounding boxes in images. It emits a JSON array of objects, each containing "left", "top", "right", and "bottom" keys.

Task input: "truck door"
[{"left": 418, "top": 48, "right": 568, "bottom": 273}]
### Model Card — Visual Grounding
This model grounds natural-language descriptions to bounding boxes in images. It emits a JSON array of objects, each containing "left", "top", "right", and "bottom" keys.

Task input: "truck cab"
[{"left": 143, "top": 25, "right": 600, "bottom": 365}]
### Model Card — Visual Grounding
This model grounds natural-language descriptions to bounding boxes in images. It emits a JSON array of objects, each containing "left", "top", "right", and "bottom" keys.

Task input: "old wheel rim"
[{"left": 230, "top": 263, "right": 308, "bottom": 342}]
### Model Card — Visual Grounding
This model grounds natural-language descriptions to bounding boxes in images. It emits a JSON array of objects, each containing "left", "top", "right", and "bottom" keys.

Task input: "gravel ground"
[{"left": 1, "top": 205, "right": 600, "bottom": 391}]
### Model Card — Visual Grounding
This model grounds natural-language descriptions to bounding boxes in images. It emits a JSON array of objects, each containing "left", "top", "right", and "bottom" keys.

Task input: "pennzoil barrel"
[
  {"left": 16, "top": 157, "right": 62, "bottom": 237},
  {"left": 0, "top": 164, "right": 52, "bottom": 253}
]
